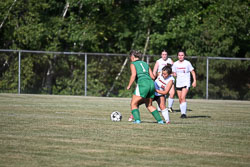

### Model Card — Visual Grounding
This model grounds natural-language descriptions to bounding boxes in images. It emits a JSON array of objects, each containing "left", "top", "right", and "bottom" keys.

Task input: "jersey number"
[{"left": 140, "top": 63, "right": 146, "bottom": 72}]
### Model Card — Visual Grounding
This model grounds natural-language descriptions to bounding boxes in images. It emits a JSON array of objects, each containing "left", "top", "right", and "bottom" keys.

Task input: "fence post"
[
  {"left": 84, "top": 53, "right": 87, "bottom": 96},
  {"left": 18, "top": 51, "right": 21, "bottom": 94},
  {"left": 206, "top": 57, "right": 209, "bottom": 99}
]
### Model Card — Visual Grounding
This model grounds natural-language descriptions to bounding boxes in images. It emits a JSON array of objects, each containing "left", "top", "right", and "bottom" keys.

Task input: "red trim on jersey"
[{"left": 158, "top": 78, "right": 166, "bottom": 85}]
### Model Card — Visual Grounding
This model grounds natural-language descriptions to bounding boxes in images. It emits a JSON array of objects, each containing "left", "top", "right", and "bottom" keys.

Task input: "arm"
[
  {"left": 153, "top": 61, "right": 159, "bottom": 78},
  {"left": 170, "top": 58, "right": 174, "bottom": 65},
  {"left": 149, "top": 67, "right": 156, "bottom": 80},
  {"left": 171, "top": 59, "right": 174, "bottom": 65},
  {"left": 172, "top": 63, "right": 177, "bottom": 77},
  {"left": 191, "top": 70, "right": 196, "bottom": 88},
  {"left": 155, "top": 80, "right": 173, "bottom": 95},
  {"left": 127, "top": 64, "right": 137, "bottom": 90}
]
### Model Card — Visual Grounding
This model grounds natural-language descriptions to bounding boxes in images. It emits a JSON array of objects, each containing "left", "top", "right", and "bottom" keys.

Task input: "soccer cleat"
[
  {"left": 166, "top": 121, "right": 170, "bottom": 124},
  {"left": 133, "top": 120, "right": 141, "bottom": 124},
  {"left": 180, "top": 114, "right": 187, "bottom": 118},
  {"left": 128, "top": 114, "right": 134, "bottom": 122},
  {"left": 158, "top": 120, "right": 165, "bottom": 124},
  {"left": 168, "top": 107, "right": 174, "bottom": 112}
]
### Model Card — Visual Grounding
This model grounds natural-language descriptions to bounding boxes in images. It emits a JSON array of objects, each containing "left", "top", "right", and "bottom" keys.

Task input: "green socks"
[
  {"left": 132, "top": 109, "right": 140, "bottom": 121},
  {"left": 151, "top": 110, "right": 162, "bottom": 122},
  {"left": 132, "top": 109, "right": 162, "bottom": 122}
]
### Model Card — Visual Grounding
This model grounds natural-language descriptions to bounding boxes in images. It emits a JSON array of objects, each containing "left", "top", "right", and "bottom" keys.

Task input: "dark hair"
[
  {"left": 129, "top": 50, "right": 142, "bottom": 59},
  {"left": 178, "top": 50, "right": 186, "bottom": 56},
  {"left": 161, "top": 49, "right": 168, "bottom": 54},
  {"left": 162, "top": 64, "right": 172, "bottom": 74}
]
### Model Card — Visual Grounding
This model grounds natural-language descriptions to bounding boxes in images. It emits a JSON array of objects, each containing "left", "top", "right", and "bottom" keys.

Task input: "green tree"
[{"left": 0, "top": 0, "right": 249, "bottom": 99}]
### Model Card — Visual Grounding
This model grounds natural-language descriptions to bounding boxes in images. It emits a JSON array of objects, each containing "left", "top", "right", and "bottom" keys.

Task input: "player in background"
[
  {"left": 172, "top": 51, "right": 196, "bottom": 118},
  {"left": 127, "top": 50, "right": 164, "bottom": 124},
  {"left": 154, "top": 65, "right": 175, "bottom": 124},
  {"left": 153, "top": 50, "right": 175, "bottom": 113}
]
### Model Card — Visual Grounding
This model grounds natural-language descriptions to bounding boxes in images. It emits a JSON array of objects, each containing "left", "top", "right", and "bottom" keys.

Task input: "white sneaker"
[{"left": 128, "top": 115, "right": 134, "bottom": 122}]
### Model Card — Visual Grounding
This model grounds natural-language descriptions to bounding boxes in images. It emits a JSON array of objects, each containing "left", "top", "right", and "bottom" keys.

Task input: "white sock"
[
  {"left": 157, "top": 104, "right": 161, "bottom": 112},
  {"left": 168, "top": 97, "right": 174, "bottom": 108},
  {"left": 162, "top": 108, "right": 170, "bottom": 123},
  {"left": 180, "top": 102, "right": 187, "bottom": 115}
]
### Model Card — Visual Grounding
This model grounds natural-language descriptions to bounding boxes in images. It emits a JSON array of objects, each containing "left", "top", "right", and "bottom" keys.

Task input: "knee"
[
  {"left": 169, "top": 93, "right": 174, "bottom": 98},
  {"left": 130, "top": 101, "right": 137, "bottom": 108},
  {"left": 147, "top": 106, "right": 155, "bottom": 112},
  {"left": 178, "top": 98, "right": 183, "bottom": 103},
  {"left": 160, "top": 104, "right": 165, "bottom": 110},
  {"left": 179, "top": 98, "right": 186, "bottom": 103}
]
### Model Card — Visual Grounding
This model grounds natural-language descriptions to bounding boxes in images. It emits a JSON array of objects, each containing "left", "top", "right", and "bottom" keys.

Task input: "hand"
[
  {"left": 192, "top": 81, "right": 196, "bottom": 88},
  {"left": 127, "top": 85, "right": 131, "bottom": 90}
]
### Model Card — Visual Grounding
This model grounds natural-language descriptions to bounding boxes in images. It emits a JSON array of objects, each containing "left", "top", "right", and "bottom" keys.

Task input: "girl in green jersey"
[{"left": 127, "top": 50, "right": 164, "bottom": 124}]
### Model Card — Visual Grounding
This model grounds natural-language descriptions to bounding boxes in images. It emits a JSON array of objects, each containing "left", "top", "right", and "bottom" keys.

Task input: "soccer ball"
[{"left": 110, "top": 111, "right": 122, "bottom": 122}]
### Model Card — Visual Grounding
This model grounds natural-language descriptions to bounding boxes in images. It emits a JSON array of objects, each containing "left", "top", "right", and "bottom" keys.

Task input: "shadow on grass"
[
  {"left": 140, "top": 121, "right": 193, "bottom": 124},
  {"left": 173, "top": 109, "right": 193, "bottom": 112},
  {"left": 187, "top": 115, "right": 211, "bottom": 119},
  {"left": 140, "top": 121, "right": 163, "bottom": 124},
  {"left": 171, "top": 109, "right": 211, "bottom": 119}
]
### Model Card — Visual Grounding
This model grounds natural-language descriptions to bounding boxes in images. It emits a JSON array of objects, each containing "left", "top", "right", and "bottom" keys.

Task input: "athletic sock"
[
  {"left": 157, "top": 104, "right": 161, "bottom": 112},
  {"left": 162, "top": 108, "right": 170, "bottom": 123},
  {"left": 151, "top": 110, "right": 162, "bottom": 122},
  {"left": 180, "top": 102, "right": 187, "bottom": 115},
  {"left": 168, "top": 97, "right": 174, "bottom": 108},
  {"left": 132, "top": 109, "right": 140, "bottom": 121}
]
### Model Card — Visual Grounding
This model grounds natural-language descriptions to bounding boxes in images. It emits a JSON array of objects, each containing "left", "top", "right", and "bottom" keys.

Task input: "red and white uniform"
[
  {"left": 156, "top": 58, "right": 173, "bottom": 73},
  {"left": 172, "top": 60, "right": 194, "bottom": 88},
  {"left": 154, "top": 75, "right": 175, "bottom": 96}
]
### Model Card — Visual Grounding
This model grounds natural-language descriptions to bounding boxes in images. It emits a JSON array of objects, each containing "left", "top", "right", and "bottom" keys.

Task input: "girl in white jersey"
[
  {"left": 172, "top": 51, "right": 196, "bottom": 118},
  {"left": 154, "top": 65, "right": 175, "bottom": 124},
  {"left": 153, "top": 50, "right": 175, "bottom": 113}
]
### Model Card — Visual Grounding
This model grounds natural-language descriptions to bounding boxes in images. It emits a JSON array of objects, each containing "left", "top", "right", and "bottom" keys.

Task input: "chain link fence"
[{"left": 0, "top": 49, "right": 249, "bottom": 100}]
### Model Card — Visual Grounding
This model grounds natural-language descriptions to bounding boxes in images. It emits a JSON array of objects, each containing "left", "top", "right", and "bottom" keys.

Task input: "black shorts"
[
  {"left": 153, "top": 95, "right": 164, "bottom": 101},
  {"left": 176, "top": 86, "right": 188, "bottom": 91}
]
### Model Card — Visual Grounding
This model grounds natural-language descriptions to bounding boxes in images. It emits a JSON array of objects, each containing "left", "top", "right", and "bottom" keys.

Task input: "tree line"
[{"left": 0, "top": 0, "right": 249, "bottom": 99}]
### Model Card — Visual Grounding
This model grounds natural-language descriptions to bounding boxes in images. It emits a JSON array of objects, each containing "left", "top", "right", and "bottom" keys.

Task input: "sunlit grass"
[{"left": 0, "top": 94, "right": 250, "bottom": 167}]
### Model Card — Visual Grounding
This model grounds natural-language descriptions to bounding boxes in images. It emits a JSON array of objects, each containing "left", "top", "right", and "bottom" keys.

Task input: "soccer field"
[{"left": 0, "top": 94, "right": 249, "bottom": 167}]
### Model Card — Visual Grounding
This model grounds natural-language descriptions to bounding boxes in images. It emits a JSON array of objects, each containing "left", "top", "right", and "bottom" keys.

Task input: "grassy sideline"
[{"left": 0, "top": 93, "right": 250, "bottom": 167}]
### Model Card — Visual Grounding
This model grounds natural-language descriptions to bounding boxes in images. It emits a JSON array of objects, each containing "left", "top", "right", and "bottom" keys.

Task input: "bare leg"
[
  {"left": 157, "top": 96, "right": 170, "bottom": 123},
  {"left": 145, "top": 98, "right": 163, "bottom": 123},
  {"left": 128, "top": 98, "right": 145, "bottom": 121},
  {"left": 168, "top": 85, "right": 175, "bottom": 112},
  {"left": 177, "top": 88, "right": 189, "bottom": 117}
]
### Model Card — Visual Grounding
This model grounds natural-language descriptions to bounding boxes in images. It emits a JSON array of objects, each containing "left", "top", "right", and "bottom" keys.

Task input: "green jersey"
[
  {"left": 132, "top": 60, "right": 155, "bottom": 99},
  {"left": 132, "top": 60, "right": 152, "bottom": 83}
]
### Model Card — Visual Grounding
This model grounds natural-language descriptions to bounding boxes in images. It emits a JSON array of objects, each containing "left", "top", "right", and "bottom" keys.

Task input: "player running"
[
  {"left": 172, "top": 51, "right": 196, "bottom": 118},
  {"left": 127, "top": 50, "right": 164, "bottom": 124}
]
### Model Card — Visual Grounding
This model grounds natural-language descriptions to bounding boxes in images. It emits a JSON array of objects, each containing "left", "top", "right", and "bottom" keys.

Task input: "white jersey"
[
  {"left": 154, "top": 75, "right": 175, "bottom": 96},
  {"left": 156, "top": 58, "right": 173, "bottom": 73},
  {"left": 172, "top": 60, "right": 194, "bottom": 88}
]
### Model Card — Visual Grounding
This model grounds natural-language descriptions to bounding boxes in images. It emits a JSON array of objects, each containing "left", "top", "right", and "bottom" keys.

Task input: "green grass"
[{"left": 0, "top": 94, "right": 250, "bottom": 167}]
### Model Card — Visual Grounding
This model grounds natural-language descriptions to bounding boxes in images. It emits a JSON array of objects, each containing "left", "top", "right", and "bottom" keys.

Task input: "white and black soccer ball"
[{"left": 110, "top": 111, "right": 122, "bottom": 122}]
